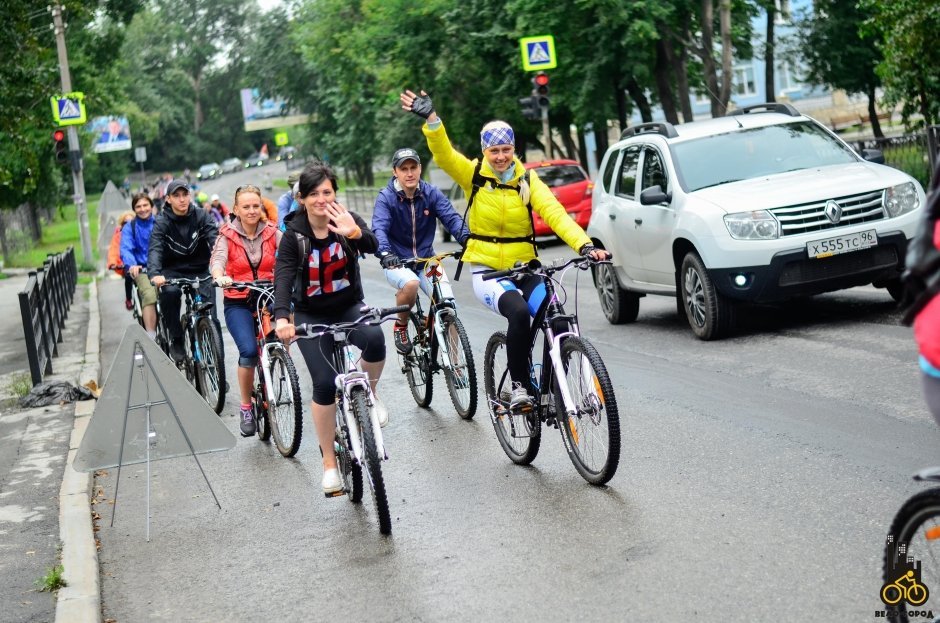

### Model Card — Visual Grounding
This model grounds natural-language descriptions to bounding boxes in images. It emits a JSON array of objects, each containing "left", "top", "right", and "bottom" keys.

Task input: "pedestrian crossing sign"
[
  {"left": 519, "top": 35, "right": 557, "bottom": 71},
  {"left": 50, "top": 92, "right": 87, "bottom": 126}
]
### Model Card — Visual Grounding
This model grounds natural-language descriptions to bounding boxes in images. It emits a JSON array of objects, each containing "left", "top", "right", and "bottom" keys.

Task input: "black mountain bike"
[
  {"left": 399, "top": 251, "right": 477, "bottom": 419},
  {"left": 295, "top": 304, "right": 408, "bottom": 536},
  {"left": 156, "top": 276, "right": 226, "bottom": 414},
  {"left": 226, "top": 281, "right": 303, "bottom": 457},
  {"left": 481, "top": 256, "right": 621, "bottom": 486}
]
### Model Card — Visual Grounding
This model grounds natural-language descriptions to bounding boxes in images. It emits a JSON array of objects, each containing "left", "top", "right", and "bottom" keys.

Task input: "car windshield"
[
  {"left": 534, "top": 165, "right": 587, "bottom": 188},
  {"left": 671, "top": 121, "right": 859, "bottom": 192}
]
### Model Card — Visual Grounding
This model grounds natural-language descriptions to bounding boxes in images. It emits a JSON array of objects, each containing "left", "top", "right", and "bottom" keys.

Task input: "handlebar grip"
[
  {"left": 379, "top": 304, "right": 411, "bottom": 317},
  {"left": 481, "top": 269, "right": 513, "bottom": 281}
]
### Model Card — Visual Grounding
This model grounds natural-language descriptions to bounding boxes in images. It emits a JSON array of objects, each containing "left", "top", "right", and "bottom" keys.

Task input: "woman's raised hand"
[
  {"left": 400, "top": 89, "right": 436, "bottom": 122},
  {"left": 324, "top": 201, "right": 359, "bottom": 237}
]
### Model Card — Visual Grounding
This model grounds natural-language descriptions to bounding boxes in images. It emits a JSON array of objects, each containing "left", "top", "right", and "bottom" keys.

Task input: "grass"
[
  {"left": 7, "top": 194, "right": 100, "bottom": 269},
  {"left": 35, "top": 564, "right": 67, "bottom": 592},
  {"left": 7, "top": 372, "right": 31, "bottom": 398}
]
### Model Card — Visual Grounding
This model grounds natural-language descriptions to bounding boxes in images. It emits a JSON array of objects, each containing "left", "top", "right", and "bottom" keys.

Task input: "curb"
[{"left": 55, "top": 279, "right": 102, "bottom": 623}]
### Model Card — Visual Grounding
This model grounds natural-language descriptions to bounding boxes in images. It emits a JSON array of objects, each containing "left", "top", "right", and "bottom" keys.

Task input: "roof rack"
[
  {"left": 729, "top": 102, "right": 801, "bottom": 117},
  {"left": 620, "top": 122, "right": 679, "bottom": 140}
]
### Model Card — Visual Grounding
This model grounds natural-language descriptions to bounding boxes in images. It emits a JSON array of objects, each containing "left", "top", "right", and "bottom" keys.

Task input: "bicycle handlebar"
[
  {"left": 158, "top": 275, "right": 213, "bottom": 288},
  {"left": 222, "top": 280, "right": 275, "bottom": 293},
  {"left": 481, "top": 256, "right": 610, "bottom": 282},
  {"left": 293, "top": 304, "right": 410, "bottom": 338},
  {"left": 400, "top": 250, "right": 462, "bottom": 270}
]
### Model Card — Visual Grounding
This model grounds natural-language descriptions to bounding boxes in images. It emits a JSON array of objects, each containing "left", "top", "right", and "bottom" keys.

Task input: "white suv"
[{"left": 587, "top": 103, "right": 925, "bottom": 340}]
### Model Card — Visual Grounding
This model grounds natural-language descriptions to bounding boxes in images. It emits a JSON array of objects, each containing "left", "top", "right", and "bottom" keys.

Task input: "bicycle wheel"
[
  {"left": 403, "top": 312, "right": 432, "bottom": 407},
  {"left": 440, "top": 314, "right": 477, "bottom": 420},
  {"left": 267, "top": 347, "right": 303, "bottom": 457},
  {"left": 883, "top": 488, "right": 940, "bottom": 621},
  {"left": 483, "top": 332, "right": 540, "bottom": 465},
  {"left": 194, "top": 317, "right": 226, "bottom": 414},
  {"left": 351, "top": 387, "right": 391, "bottom": 534},
  {"left": 554, "top": 336, "right": 621, "bottom": 486}
]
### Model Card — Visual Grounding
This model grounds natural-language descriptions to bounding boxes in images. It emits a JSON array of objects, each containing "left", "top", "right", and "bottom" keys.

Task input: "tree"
[{"left": 799, "top": 0, "right": 885, "bottom": 137}]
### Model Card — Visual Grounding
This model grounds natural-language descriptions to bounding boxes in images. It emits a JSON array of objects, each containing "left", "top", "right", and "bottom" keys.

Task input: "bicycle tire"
[
  {"left": 335, "top": 425, "right": 363, "bottom": 503},
  {"left": 404, "top": 312, "right": 432, "bottom": 408},
  {"left": 883, "top": 487, "right": 940, "bottom": 621},
  {"left": 351, "top": 387, "right": 391, "bottom": 534},
  {"left": 252, "top": 387, "right": 271, "bottom": 442},
  {"left": 483, "top": 332, "right": 540, "bottom": 465},
  {"left": 554, "top": 336, "right": 621, "bottom": 486},
  {"left": 441, "top": 314, "right": 477, "bottom": 420},
  {"left": 267, "top": 347, "right": 303, "bottom": 457},
  {"left": 194, "top": 317, "right": 226, "bottom": 414}
]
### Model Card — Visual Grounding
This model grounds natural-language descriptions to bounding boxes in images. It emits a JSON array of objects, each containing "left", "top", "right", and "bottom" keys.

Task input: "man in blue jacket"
[
  {"left": 372, "top": 147, "right": 469, "bottom": 354},
  {"left": 120, "top": 192, "right": 158, "bottom": 339}
]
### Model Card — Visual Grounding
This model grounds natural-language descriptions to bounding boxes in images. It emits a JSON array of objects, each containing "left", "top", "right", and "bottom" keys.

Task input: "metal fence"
[
  {"left": 17, "top": 247, "right": 78, "bottom": 385},
  {"left": 847, "top": 125, "right": 940, "bottom": 190},
  {"left": 339, "top": 188, "right": 381, "bottom": 218}
]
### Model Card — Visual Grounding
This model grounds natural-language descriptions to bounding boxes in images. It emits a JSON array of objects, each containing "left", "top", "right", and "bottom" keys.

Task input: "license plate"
[{"left": 805, "top": 229, "right": 878, "bottom": 259}]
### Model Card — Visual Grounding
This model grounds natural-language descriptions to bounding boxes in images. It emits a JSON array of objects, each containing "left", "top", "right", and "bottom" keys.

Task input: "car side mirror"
[
  {"left": 640, "top": 185, "right": 671, "bottom": 205},
  {"left": 861, "top": 148, "right": 886, "bottom": 165}
]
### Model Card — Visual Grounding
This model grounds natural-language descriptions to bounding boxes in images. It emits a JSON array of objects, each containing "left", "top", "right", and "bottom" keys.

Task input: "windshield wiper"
[{"left": 695, "top": 178, "right": 743, "bottom": 190}]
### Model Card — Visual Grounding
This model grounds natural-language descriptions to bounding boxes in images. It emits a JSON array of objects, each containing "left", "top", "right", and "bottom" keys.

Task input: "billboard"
[
  {"left": 240, "top": 88, "right": 309, "bottom": 132},
  {"left": 90, "top": 115, "right": 132, "bottom": 153}
]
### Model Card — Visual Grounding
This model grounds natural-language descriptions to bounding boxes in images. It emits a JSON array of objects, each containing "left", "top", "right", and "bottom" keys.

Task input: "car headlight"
[
  {"left": 723, "top": 210, "right": 779, "bottom": 240},
  {"left": 884, "top": 182, "right": 920, "bottom": 217}
]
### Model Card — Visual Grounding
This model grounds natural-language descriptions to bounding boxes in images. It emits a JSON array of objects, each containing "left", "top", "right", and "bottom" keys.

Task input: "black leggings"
[
  {"left": 497, "top": 275, "right": 543, "bottom": 391},
  {"left": 123, "top": 274, "right": 134, "bottom": 301},
  {"left": 294, "top": 306, "right": 386, "bottom": 406}
]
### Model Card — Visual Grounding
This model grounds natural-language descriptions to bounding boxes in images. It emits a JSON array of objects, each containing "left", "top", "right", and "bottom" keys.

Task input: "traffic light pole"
[
  {"left": 541, "top": 106, "right": 553, "bottom": 160},
  {"left": 51, "top": 5, "right": 93, "bottom": 267}
]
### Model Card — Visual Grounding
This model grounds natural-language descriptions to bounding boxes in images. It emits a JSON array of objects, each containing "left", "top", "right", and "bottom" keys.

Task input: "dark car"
[{"left": 244, "top": 152, "right": 269, "bottom": 168}]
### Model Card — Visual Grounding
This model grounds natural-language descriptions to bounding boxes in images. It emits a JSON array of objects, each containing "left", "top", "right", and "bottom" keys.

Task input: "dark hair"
[
  {"left": 297, "top": 161, "right": 338, "bottom": 197},
  {"left": 131, "top": 192, "right": 153, "bottom": 210}
]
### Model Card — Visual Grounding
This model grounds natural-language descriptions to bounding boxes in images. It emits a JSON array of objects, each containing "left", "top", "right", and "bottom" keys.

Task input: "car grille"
[
  {"left": 777, "top": 245, "right": 898, "bottom": 287},
  {"left": 770, "top": 190, "right": 885, "bottom": 236}
]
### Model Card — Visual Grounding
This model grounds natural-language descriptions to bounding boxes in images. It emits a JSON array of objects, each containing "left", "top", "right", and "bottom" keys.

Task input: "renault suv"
[{"left": 586, "top": 103, "right": 925, "bottom": 340}]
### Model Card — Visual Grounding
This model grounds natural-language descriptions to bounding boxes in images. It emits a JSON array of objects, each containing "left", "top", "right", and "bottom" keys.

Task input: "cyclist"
[
  {"left": 210, "top": 184, "right": 282, "bottom": 437},
  {"left": 148, "top": 179, "right": 220, "bottom": 363},
  {"left": 119, "top": 193, "right": 159, "bottom": 339},
  {"left": 276, "top": 171, "right": 300, "bottom": 228},
  {"left": 107, "top": 209, "right": 136, "bottom": 310},
  {"left": 400, "top": 89, "right": 609, "bottom": 408},
  {"left": 371, "top": 147, "right": 469, "bottom": 354},
  {"left": 272, "top": 161, "right": 388, "bottom": 496}
]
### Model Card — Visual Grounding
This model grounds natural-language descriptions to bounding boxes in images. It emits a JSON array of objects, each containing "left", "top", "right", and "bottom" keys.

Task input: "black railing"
[
  {"left": 849, "top": 133, "right": 932, "bottom": 190},
  {"left": 340, "top": 188, "right": 381, "bottom": 216},
  {"left": 18, "top": 247, "right": 78, "bottom": 385}
]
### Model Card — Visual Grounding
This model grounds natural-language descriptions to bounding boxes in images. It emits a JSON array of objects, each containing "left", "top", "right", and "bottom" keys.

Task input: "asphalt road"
[{"left": 91, "top": 164, "right": 939, "bottom": 620}]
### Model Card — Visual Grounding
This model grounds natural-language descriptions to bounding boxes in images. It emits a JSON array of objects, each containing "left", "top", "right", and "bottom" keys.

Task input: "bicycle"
[
  {"left": 398, "top": 251, "right": 477, "bottom": 419},
  {"left": 295, "top": 304, "right": 409, "bottom": 536},
  {"left": 882, "top": 468, "right": 940, "bottom": 620},
  {"left": 481, "top": 256, "right": 621, "bottom": 486},
  {"left": 225, "top": 281, "right": 303, "bottom": 457},
  {"left": 155, "top": 276, "right": 227, "bottom": 414}
]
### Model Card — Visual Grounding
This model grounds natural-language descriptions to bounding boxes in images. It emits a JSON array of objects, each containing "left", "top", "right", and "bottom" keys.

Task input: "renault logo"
[{"left": 825, "top": 200, "right": 843, "bottom": 224}]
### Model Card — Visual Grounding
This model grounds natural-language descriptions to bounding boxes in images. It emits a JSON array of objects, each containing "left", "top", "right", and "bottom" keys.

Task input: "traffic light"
[
  {"left": 532, "top": 71, "right": 550, "bottom": 108},
  {"left": 53, "top": 129, "right": 68, "bottom": 165},
  {"left": 519, "top": 96, "right": 540, "bottom": 120}
]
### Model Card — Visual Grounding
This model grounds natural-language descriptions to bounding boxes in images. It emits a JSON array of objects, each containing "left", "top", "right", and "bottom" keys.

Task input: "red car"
[
  {"left": 439, "top": 159, "right": 594, "bottom": 241},
  {"left": 525, "top": 159, "right": 594, "bottom": 236}
]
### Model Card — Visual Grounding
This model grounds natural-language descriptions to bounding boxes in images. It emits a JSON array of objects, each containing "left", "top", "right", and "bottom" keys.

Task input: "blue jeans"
[{"left": 223, "top": 301, "right": 258, "bottom": 368}]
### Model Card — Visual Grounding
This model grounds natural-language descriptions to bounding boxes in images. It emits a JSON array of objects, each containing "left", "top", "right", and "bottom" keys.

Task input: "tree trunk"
[
  {"left": 655, "top": 39, "right": 680, "bottom": 124},
  {"left": 665, "top": 35, "right": 693, "bottom": 122},
  {"left": 626, "top": 77, "right": 653, "bottom": 123},
  {"left": 765, "top": 6, "right": 776, "bottom": 102},
  {"left": 28, "top": 203, "right": 41, "bottom": 242},
  {"left": 193, "top": 73, "right": 203, "bottom": 133},
  {"left": 700, "top": 0, "right": 722, "bottom": 117},
  {"left": 867, "top": 85, "right": 884, "bottom": 139},
  {"left": 718, "top": 0, "right": 733, "bottom": 111},
  {"left": 577, "top": 127, "right": 590, "bottom": 172},
  {"left": 615, "top": 83, "right": 629, "bottom": 134},
  {"left": 593, "top": 121, "right": 609, "bottom": 170},
  {"left": 561, "top": 125, "right": 579, "bottom": 162},
  {"left": 0, "top": 211, "right": 10, "bottom": 268}
]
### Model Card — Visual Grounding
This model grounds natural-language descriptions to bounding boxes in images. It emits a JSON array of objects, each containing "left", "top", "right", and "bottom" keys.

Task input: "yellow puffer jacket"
[{"left": 423, "top": 121, "right": 590, "bottom": 270}]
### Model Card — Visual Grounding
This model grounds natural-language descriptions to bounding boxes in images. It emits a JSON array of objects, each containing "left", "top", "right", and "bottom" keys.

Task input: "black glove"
[
  {"left": 379, "top": 252, "right": 401, "bottom": 269},
  {"left": 579, "top": 243, "right": 597, "bottom": 258},
  {"left": 410, "top": 93, "right": 435, "bottom": 120}
]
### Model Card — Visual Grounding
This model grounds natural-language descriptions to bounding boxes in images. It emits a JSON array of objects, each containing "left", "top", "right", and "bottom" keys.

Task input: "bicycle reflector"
[{"left": 926, "top": 525, "right": 940, "bottom": 540}]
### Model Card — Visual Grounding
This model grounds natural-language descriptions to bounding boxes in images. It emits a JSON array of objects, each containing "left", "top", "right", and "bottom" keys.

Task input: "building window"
[
  {"left": 776, "top": 62, "right": 799, "bottom": 94},
  {"left": 733, "top": 65, "right": 757, "bottom": 97}
]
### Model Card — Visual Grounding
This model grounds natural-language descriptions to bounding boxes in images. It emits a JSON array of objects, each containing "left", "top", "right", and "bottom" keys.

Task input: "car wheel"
[
  {"left": 884, "top": 277, "right": 905, "bottom": 303},
  {"left": 594, "top": 262, "right": 639, "bottom": 324},
  {"left": 680, "top": 252, "right": 735, "bottom": 340}
]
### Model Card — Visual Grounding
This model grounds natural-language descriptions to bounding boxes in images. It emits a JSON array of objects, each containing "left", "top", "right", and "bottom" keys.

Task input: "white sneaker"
[
  {"left": 373, "top": 396, "right": 389, "bottom": 428},
  {"left": 322, "top": 468, "right": 342, "bottom": 496},
  {"left": 509, "top": 382, "right": 533, "bottom": 409}
]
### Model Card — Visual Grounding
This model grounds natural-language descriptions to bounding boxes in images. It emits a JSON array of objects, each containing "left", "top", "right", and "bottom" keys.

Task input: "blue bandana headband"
[{"left": 481, "top": 126, "right": 515, "bottom": 151}]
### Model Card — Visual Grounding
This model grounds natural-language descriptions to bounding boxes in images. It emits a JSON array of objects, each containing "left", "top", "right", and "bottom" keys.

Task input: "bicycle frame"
[
  {"left": 404, "top": 253, "right": 460, "bottom": 372},
  {"left": 228, "top": 281, "right": 282, "bottom": 407}
]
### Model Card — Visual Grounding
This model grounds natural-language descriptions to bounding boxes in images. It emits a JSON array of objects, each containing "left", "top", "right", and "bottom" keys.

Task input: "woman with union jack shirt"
[{"left": 273, "top": 162, "right": 388, "bottom": 496}]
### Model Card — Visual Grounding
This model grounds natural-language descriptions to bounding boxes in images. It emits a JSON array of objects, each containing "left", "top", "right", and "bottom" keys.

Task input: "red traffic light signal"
[
  {"left": 533, "top": 72, "right": 549, "bottom": 88},
  {"left": 531, "top": 72, "right": 550, "bottom": 108},
  {"left": 53, "top": 129, "right": 68, "bottom": 165}
]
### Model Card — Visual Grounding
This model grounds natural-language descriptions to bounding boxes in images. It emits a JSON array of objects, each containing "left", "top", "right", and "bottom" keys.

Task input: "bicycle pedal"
[{"left": 324, "top": 489, "right": 347, "bottom": 499}]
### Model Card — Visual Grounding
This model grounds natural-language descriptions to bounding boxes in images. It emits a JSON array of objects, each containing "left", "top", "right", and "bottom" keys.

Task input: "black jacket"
[
  {"left": 273, "top": 208, "right": 378, "bottom": 320},
  {"left": 148, "top": 204, "right": 218, "bottom": 277}
]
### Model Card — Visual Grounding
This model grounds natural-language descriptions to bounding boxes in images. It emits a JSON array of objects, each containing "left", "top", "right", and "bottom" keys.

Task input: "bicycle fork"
[{"left": 336, "top": 372, "right": 388, "bottom": 462}]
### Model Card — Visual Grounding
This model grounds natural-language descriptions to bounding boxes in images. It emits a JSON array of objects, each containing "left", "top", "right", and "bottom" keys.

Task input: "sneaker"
[
  {"left": 322, "top": 468, "right": 343, "bottom": 496},
  {"left": 509, "top": 382, "right": 533, "bottom": 409},
  {"left": 239, "top": 406, "right": 256, "bottom": 437},
  {"left": 372, "top": 396, "right": 389, "bottom": 428},
  {"left": 169, "top": 338, "right": 186, "bottom": 363},
  {"left": 393, "top": 322, "right": 412, "bottom": 355},
  {"left": 125, "top": 299, "right": 133, "bottom": 311}
]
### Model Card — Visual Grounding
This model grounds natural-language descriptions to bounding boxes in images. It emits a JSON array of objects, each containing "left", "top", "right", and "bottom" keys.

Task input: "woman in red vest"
[{"left": 210, "top": 184, "right": 283, "bottom": 437}]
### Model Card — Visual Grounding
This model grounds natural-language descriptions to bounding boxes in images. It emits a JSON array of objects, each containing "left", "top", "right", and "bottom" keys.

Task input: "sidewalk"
[{"left": 0, "top": 272, "right": 99, "bottom": 623}]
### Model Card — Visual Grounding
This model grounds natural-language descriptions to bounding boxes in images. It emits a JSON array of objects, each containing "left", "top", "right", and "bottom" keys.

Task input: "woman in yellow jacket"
[{"left": 400, "top": 89, "right": 609, "bottom": 408}]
